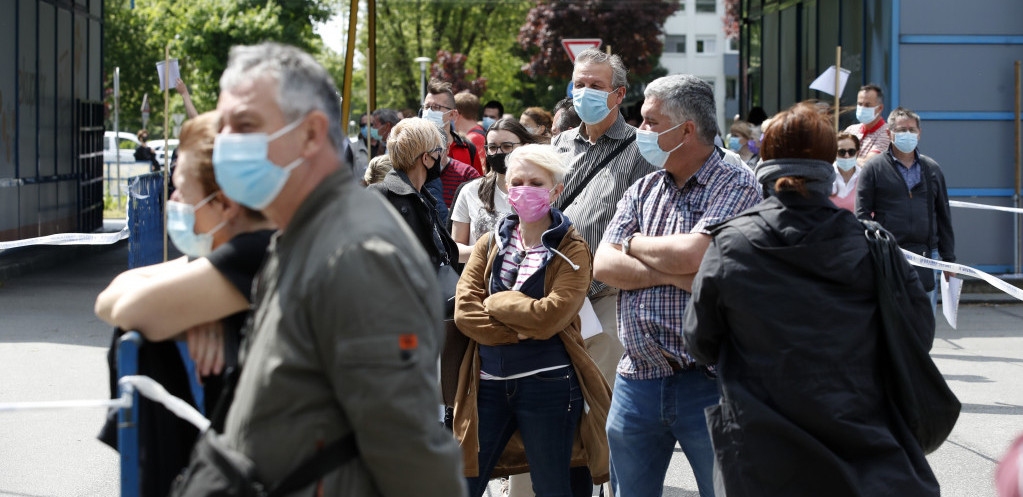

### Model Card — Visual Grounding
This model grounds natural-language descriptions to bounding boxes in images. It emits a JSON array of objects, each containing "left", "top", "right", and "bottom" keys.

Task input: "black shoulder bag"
[
  {"left": 861, "top": 219, "right": 960, "bottom": 454},
  {"left": 169, "top": 367, "right": 359, "bottom": 497}
]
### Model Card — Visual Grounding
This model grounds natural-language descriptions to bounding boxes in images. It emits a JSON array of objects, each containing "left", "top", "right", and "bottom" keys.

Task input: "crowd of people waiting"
[{"left": 93, "top": 41, "right": 966, "bottom": 497}]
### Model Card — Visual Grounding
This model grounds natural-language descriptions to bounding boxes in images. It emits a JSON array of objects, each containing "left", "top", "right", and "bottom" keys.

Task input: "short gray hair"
[
  {"left": 220, "top": 43, "right": 345, "bottom": 154},
  {"left": 575, "top": 49, "right": 628, "bottom": 90},
  {"left": 644, "top": 75, "right": 717, "bottom": 145},
  {"left": 372, "top": 108, "right": 401, "bottom": 126},
  {"left": 506, "top": 144, "right": 572, "bottom": 185},
  {"left": 887, "top": 106, "right": 921, "bottom": 130}
]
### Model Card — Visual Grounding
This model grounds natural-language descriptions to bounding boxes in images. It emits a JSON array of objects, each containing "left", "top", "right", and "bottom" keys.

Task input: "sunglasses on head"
[{"left": 837, "top": 148, "right": 858, "bottom": 157}]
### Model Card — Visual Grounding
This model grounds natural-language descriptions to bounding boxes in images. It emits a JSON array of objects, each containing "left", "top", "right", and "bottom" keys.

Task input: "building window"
[
  {"left": 696, "top": 0, "right": 716, "bottom": 13},
  {"left": 726, "top": 77, "right": 738, "bottom": 100},
  {"left": 727, "top": 37, "right": 739, "bottom": 53},
  {"left": 665, "top": 35, "right": 686, "bottom": 54},
  {"left": 696, "top": 36, "right": 716, "bottom": 54}
]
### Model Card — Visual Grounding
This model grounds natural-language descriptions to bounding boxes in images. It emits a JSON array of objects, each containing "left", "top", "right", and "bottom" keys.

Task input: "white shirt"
[
  {"left": 831, "top": 163, "right": 861, "bottom": 198},
  {"left": 450, "top": 177, "right": 511, "bottom": 244}
]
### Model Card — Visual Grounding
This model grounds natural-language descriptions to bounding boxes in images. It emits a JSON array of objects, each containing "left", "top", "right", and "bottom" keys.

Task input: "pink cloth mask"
[{"left": 508, "top": 186, "right": 552, "bottom": 223}]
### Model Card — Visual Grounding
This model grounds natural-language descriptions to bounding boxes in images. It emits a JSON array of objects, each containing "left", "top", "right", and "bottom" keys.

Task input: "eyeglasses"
[
  {"left": 485, "top": 142, "right": 521, "bottom": 154},
  {"left": 837, "top": 148, "right": 858, "bottom": 157},
  {"left": 422, "top": 103, "right": 453, "bottom": 112}
]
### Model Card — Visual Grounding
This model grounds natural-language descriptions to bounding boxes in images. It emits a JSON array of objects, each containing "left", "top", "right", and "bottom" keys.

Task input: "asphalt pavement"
[{"left": 1, "top": 242, "right": 1021, "bottom": 497}]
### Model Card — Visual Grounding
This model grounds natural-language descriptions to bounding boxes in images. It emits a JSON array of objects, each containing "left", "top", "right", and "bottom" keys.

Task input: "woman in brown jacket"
[{"left": 453, "top": 144, "right": 612, "bottom": 497}]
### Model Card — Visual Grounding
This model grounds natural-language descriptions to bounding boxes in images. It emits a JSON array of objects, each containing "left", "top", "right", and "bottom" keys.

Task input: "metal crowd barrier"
[
  {"left": 117, "top": 332, "right": 143, "bottom": 497},
  {"left": 127, "top": 172, "right": 165, "bottom": 269}
]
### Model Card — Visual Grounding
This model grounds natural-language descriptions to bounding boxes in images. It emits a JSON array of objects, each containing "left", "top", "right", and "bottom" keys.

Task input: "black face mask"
[
  {"left": 486, "top": 153, "right": 508, "bottom": 175},
  {"left": 425, "top": 153, "right": 442, "bottom": 183}
]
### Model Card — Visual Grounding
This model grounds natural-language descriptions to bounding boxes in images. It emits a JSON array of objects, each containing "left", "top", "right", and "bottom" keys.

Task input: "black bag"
[
  {"left": 861, "top": 220, "right": 961, "bottom": 454},
  {"left": 169, "top": 430, "right": 357, "bottom": 497}
]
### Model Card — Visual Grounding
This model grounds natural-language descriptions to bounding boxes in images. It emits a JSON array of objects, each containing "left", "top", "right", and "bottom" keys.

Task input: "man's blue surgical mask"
[
  {"left": 166, "top": 191, "right": 226, "bottom": 258},
  {"left": 728, "top": 136, "right": 742, "bottom": 152},
  {"left": 892, "top": 131, "right": 919, "bottom": 153},
  {"left": 572, "top": 87, "right": 619, "bottom": 125},
  {"left": 636, "top": 122, "right": 686, "bottom": 168},
  {"left": 423, "top": 108, "right": 446, "bottom": 127},
  {"left": 212, "top": 117, "right": 305, "bottom": 210},
  {"left": 482, "top": 116, "right": 496, "bottom": 131},
  {"left": 856, "top": 105, "right": 878, "bottom": 124}
]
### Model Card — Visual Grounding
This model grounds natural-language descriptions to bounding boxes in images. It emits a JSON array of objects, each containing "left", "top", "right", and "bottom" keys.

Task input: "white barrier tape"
[
  {"left": 120, "top": 375, "right": 210, "bottom": 432},
  {"left": 900, "top": 249, "right": 1023, "bottom": 302},
  {"left": 0, "top": 225, "right": 129, "bottom": 250},
  {"left": 949, "top": 200, "right": 1023, "bottom": 215},
  {"left": 0, "top": 395, "right": 130, "bottom": 412}
]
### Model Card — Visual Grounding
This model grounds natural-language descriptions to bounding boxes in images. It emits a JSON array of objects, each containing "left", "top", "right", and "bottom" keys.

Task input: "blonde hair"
[
  {"left": 364, "top": 155, "right": 393, "bottom": 185},
  {"left": 506, "top": 144, "right": 571, "bottom": 185},
  {"left": 386, "top": 118, "right": 443, "bottom": 173}
]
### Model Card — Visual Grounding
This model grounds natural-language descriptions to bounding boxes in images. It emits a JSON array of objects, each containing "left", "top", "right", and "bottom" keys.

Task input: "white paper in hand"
[
  {"left": 941, "top": 276, "right": 963, "bottom": 329},
  {"left": 578, "top": 297, "right": 603, "bottom": 340},
  {"left": 156, "top": 59, "right": 180, "bottom": 91},
  {"left": 809, "top": 65, "right": 851, "bottom": 97}
]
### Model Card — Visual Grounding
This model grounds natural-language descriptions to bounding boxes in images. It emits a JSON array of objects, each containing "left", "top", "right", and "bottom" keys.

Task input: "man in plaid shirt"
[{"left": 593, "top": 75, "right": 761, "bottom": 497}]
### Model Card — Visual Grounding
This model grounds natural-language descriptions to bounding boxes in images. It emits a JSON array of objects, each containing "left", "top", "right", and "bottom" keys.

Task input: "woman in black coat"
[{"left": 682, "top": 102, "right": 939, "bottom": 497}]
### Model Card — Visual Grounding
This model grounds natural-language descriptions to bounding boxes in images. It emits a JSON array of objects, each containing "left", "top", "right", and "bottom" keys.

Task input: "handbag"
[
  {"left": 169, "top": 430, "right": 357, "bottom": 497},
  {"left": 861, "top": 220, "right": 961, "bottom": 454}
]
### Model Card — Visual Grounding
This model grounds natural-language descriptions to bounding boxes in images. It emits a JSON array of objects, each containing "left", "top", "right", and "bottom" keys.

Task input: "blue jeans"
[
  {"left": 606, "top": 369, "right": 719, "bottom": 497},
  {"left": 467, "top": 367, "right": 583, "bottom": 497}
]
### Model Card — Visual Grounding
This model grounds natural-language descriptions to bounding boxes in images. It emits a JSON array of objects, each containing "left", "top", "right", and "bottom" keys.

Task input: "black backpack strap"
[
  {"left": 559, "top": 134, "right": 636, "bottom": 210},
  {"left": 268, "top": 434, "right": 359, "bottom": 497}
]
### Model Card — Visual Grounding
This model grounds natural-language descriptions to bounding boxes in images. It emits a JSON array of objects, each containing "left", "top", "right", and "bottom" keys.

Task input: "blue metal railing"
[
  {"left": 128, "top": 173, "right": 165, "bottom": 269},
  {"left": 117, "top": 331, "right": 143, "bottom": 497}
]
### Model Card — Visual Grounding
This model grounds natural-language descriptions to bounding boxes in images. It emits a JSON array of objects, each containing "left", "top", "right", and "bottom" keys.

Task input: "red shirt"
[
  {"left": 466, "top": 125, "right": 487, "bottom": 173},
  {"left": 440, "top": 157, "right": 481, "bottom": 208},
  {"left": 448, "top": 133, "right": 482, "bottom": 176}
]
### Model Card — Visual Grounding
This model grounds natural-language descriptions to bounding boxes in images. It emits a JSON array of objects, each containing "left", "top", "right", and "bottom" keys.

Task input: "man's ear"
[{"left": 302, "top": 110, "right": 331, "bottom": 156}]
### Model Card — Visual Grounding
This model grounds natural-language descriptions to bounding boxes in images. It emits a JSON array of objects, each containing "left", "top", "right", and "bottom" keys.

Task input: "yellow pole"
[
  {"left": 340, "top": 0, "right": 359, "bottom": 133},
  {"left": 368, "top": 0, "right": 377, "bottom": 110},
  {"left": 834, "top": 46, "right": 842, "bottom": 132},
  {"left": 163, "top": 44, "right": 170, "bottom": 262}
]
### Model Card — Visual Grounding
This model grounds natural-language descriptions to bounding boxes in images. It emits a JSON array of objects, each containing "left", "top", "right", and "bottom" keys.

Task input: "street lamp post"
[{"left": 414, "top": 56, "right": 431, "bottom": 104}]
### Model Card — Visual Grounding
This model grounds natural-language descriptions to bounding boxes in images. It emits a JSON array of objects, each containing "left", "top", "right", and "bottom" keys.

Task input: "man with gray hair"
[
  {"left": 551, "top": 48, "right": 658, "bottom": 393},
  {"left": 592, "top": 74, "right": 760, "bottom": 497},
  {"left": 212, "top": 42, "right": 466, "bottom": 496}
]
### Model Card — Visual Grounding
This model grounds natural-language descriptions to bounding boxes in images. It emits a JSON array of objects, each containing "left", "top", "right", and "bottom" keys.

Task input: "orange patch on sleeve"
[{"left": 399, "top": 334, "right": 418, "bottom": 350}]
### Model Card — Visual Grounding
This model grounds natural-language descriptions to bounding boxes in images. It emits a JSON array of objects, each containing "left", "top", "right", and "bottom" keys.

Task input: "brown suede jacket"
[{"left": 452, "top": 224, "right": 612, "bottom": 483}]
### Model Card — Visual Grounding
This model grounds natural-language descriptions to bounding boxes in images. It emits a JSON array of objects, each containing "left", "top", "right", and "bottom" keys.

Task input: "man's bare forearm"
[
  {"left": 594, "top": 243, "right": 680, "bottom": 290},
  {"left": 628, "top": 233, "right": 711, "bottom": 275}
]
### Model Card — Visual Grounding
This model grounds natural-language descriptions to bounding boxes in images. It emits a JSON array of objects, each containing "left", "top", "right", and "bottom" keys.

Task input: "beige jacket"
[{"left": 452, "top": 225, "right": 612, "bottom": 483}]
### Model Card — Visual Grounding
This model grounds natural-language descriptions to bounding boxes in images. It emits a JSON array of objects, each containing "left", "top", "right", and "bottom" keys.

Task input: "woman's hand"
[{"left": 186, "top": 321, "right": 225, "bottom": 380}]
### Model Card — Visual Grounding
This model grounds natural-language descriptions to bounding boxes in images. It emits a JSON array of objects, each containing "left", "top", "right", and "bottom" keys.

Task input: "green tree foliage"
[
  {"left": 103, "top": 0, "right": 332, "bottom": 137},
  {"left": 371, "top": 0, "right": 532, "bottom": 112}
]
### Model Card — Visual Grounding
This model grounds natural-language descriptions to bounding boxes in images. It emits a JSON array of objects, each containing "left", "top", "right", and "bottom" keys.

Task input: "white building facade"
[{"left": 659, "top": 0, "right": 739, "bottom": 135}]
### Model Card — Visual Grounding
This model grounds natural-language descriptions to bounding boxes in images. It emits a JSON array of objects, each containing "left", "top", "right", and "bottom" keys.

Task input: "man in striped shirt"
[
  {"left": 552, "top": 49, "right": 658, "bottom": 389},
  {"left": 593, "top": 75, "right": 760, "bottom": 497},
  {"left": 845, "top": 83, "right": 891, "bottom": 166}
]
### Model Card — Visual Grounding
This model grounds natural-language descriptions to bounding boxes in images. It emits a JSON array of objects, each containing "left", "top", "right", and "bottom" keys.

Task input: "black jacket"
[
  {"left": 684, "top": 192, "right": 938, "bottom": 497},
  {"left": 855, "top": 149, "right": 954, "bottom": 290},
  {"left": 367, "top": 169, "right": 457, "bottom": 267}
]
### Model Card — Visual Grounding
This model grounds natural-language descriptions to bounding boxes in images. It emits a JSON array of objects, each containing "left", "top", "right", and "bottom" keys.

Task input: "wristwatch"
[{"left": 622, "top": 233, "right": 639, "bottom": 255}]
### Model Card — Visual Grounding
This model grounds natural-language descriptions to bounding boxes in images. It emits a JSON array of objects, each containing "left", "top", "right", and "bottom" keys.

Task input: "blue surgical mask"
[
  {"left": 423, "top": 109, "right": 446, "bottom": 127},
  {"left": 212, "top": 117, "right": 305, "bottom": 210},
  {"left": 856, "top": 105, "right": 877, "bottom": 124},
  {"left": 572, "top": 87, "right": 618, "bottom": 125},
  {"left": 482, "top": 117, "right": 496, "bottom": 131},
  {"left": 727, "top": 136, "right": 742, "bottom": 152},
  {"left": 835, "top": 157, "right": 858, "bottom": 171},
  {"left": 636, "top": 122, "right": 686, "bottom": 168},
  {"left": 359, "top": 125, "right": 380, "bottom": 141},
  {"left": 892, "top": 131, "right": 919, "bottom": 153},
  {"left": 166, "top": 192, "right": 226, "bottom": 258}
]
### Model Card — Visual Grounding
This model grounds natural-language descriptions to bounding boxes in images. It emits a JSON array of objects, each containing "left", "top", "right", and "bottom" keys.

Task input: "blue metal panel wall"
[{"left": 896, "top": 0, "right": 1023, "bottom": 271}]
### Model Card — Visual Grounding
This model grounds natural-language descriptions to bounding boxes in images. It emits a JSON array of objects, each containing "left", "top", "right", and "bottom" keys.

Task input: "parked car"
[
  {"left": 104, "top": 131, "right": 143, "bottom": 164},
  {"left": 150, "top": 139, "right": 179, "bottom": 165}
]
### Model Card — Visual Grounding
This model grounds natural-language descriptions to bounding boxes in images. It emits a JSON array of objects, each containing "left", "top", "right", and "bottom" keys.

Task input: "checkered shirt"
[{"left": 602, "top": 152, "right": 761, "bottom": 380}]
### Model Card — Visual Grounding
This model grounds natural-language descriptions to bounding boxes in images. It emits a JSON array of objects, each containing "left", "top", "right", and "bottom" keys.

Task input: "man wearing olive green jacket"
[{"left": 214, "top": 42, "right": 466, "bottom": 497}]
